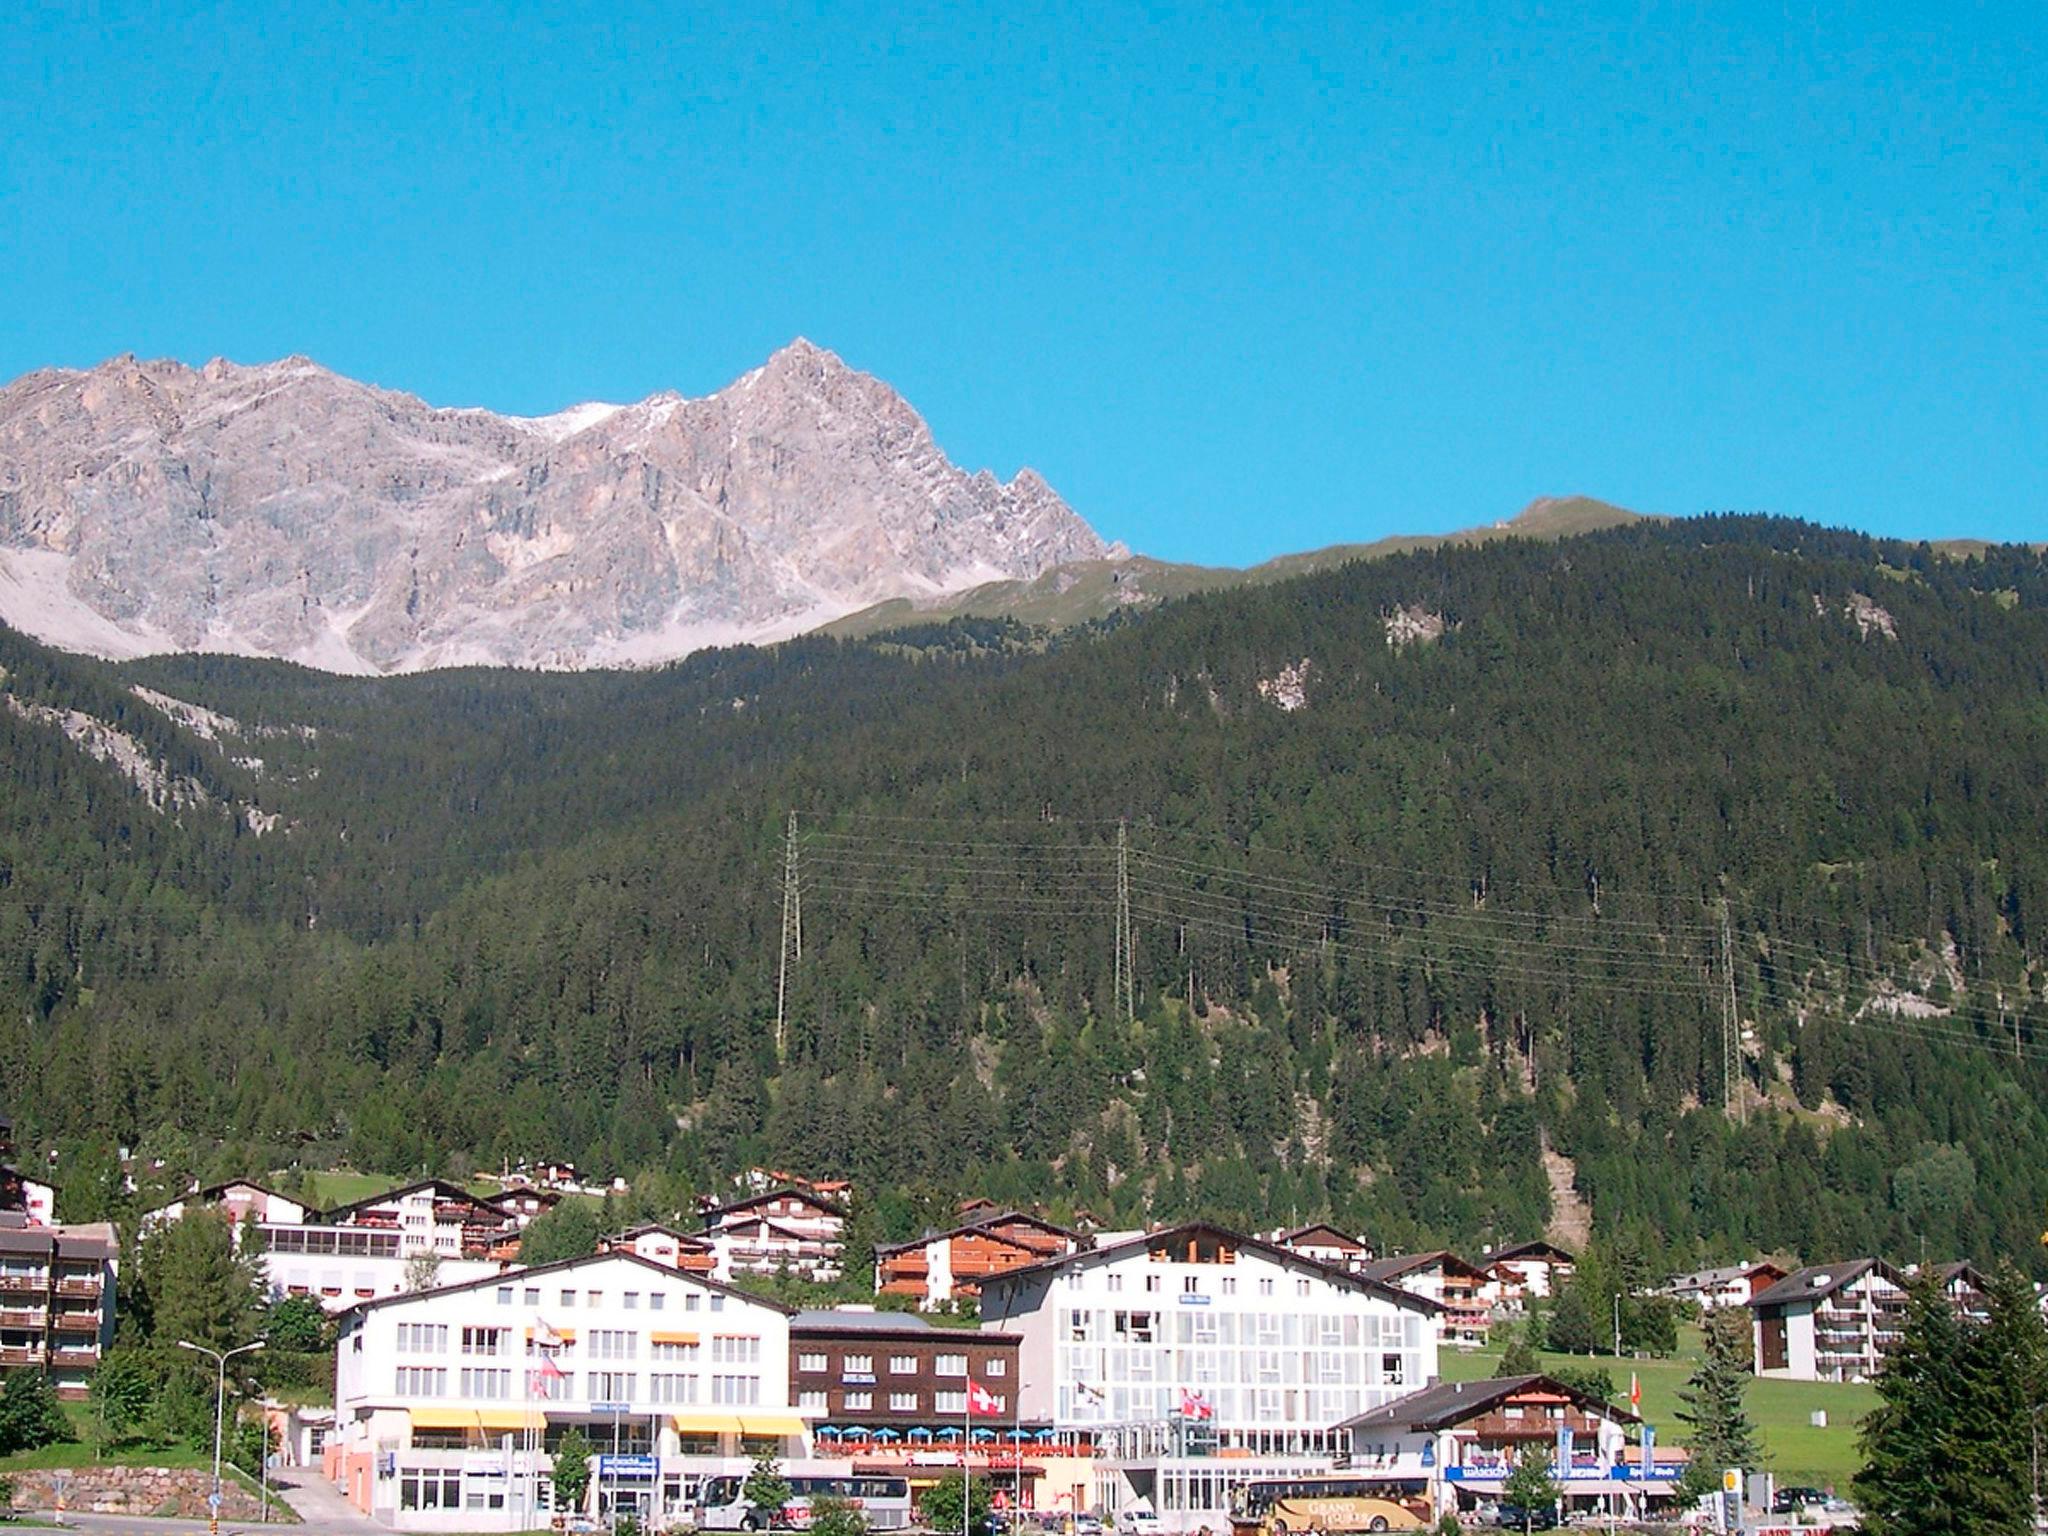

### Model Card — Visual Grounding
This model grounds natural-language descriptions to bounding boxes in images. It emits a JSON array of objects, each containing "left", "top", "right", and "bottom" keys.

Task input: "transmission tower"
[
  {"left": 1114, "top": 820, "right": 1134, "bottom": 1021},
  {"left": 776, "top": 811, "right": 803, "bottom": 1061}
]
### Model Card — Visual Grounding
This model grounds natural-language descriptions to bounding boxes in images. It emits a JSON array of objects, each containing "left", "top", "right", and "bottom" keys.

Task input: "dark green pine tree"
[
  {"left": 1854, "top": 1272, "right": 1967, "bottom": 1536},
  {"left": 1938, "top": 1264, "right": 2048, "bottom": 1536},
  {"left": 1675, "top": 1309, "right": 1762, "bottom": 1502}
]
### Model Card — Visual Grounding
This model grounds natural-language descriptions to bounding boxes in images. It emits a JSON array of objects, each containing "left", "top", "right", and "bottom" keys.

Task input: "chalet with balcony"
[
  {"left": 701, "top": 1187, "right": 848, "bottom": 1282},
  {"left": 1483, "top": 1240, "right": 1576, "bottom": 1308},
  {"left": 1360, "top": 1252, "right": 1492, "bottom": 1345},
  {"left": 1748, "top": 1259, "right": 1909, "bottom": 1382},
  {"left": 876, "top": 1211, "right": 1081, "bottom": 1307},
  {"left": 0, "top": 1214, "right": 117, "bottom": 1400},
  {"left": 140, "top": 1178, "right": 311, "bottom": 1234},
  {"left": 1336, "top": 1373, "right": 1678, "bottom": 1523},
  {"left": 1273, "top": 1224, "right": 1376, "bottom": 1272},
  {"left": 1662, "top": 1261, "right": 1787, "bottom": 1311}
]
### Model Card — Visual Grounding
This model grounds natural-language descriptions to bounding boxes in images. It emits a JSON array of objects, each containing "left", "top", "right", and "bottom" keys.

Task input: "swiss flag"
[
  {"left": 966, "top": 1378, "right": 1003, "bottom": 1417},
  {"left": 1179, "top": 1390, "right": 1213, "bottom": 1421}
]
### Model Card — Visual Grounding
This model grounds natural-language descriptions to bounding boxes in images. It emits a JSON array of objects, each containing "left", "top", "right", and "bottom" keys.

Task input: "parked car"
[
  {"left": 1492, "top": 1506, "right": 1558, "bottom": 1531},
  {"left": 1068, "top": 1517, "right": 1104, "bottom": 1536},
  {"left": 1115, "top": 1510, "right": 1161, "bottom": 1536},
  {"left": 1773, "top": 1487, "right": 1827, "bottom": 1515}
]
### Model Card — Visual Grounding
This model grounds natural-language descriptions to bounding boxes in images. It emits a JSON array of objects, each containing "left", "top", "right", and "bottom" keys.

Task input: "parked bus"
[
  {"left": 1228, "top": 1476, "right": 1431, "bottom": 1535},
  {"left": 696, "top": 1474, "right": 914, "bottom": 1531}
]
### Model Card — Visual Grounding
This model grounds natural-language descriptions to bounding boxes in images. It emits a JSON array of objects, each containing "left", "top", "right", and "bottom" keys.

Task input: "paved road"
[{"left": 37, "top": 1469, "right": 383, "bottom": 1536}]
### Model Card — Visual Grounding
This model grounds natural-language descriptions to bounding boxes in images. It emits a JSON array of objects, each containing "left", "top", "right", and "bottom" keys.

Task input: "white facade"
[
  {"left": 702, "top": 1190, "right": 846, "bottom": 1282},
  {"left": 1663, "top": 1262, "right": 1781, "bottom": 1312},
  {"left": 1750, "top": 1261, "right": 1907, "bottom": 1383},
  {"left": 331, "top": 1251, "right": 806, "bottom": 1532},
  {"left": 979, "top": 1225, "right": 1440, "bottom": 1533}
]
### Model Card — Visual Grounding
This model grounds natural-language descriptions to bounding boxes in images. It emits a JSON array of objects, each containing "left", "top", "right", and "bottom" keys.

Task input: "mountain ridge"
[{"left": 0, "top": 340, "right": 1111, "bottom": 673}]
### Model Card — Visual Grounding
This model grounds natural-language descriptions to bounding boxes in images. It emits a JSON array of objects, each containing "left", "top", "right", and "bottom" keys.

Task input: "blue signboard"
[
  {"left": 598, "top": 1455, "right": 658, "bottom": 1479},
  {"left": 1175, "top": 1295, "right": 1211, "bottom": 1307}
]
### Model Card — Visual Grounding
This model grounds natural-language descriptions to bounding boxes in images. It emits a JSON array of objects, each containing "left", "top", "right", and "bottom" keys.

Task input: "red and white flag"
[
  {"left": 966, "top": 1378, "right": 1003, "bottom": 1417},
  {"left": 1179, "top": 1390, "right": 1214, "bottom": 1421},
  {"left": 1629, "top": 1372, "right": 1641, "bottom": 1411}
]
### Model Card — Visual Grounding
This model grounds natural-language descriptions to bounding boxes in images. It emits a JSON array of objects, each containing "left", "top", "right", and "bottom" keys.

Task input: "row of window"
[
  {"left": 1060, "top": 1310, "right": 1420, "bottom": 1348},
  {"left": 397, "top": 1326, "right": 750, "bottom": 1363},
  {"left": 794, "top": 1352, "right": 1003, "bottom": 1376},
  {"left": 492, "top": 1284, "right": 727, "bottom": 1314},
  {"left": 794, "top": 1389, "right": 1007, "bottom": 1414},
  {"left": 1064, "top": 1271, "right": 1312, "bottom": 1297}
]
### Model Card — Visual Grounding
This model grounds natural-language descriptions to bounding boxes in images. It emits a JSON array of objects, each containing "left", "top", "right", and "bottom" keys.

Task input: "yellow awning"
[
  {"left": 649, "top": 1331, "right": 700, "bottom": 1346},
  {"left": 671, "top": 1412, "right": 746, "bottom": 1435},
  {"left": 410, "top": 1408, "right": 482, "bottom": 1431},
  {"left": 523, "top": 1327, "right": 578, "bottom": 1342},
  {"left": 740, "top": 1415, "right": 808, "bottom": 1438},
  {"left": 477, "top": 1409, "right": 546, "bottom": 1431}
]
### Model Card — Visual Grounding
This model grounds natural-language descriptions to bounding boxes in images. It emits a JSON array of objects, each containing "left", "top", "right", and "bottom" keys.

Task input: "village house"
[
  {"left": 699, "top": 1186, "right": 848, "bottom": 1282},
  {"left": 1360, "top": 1252, "right": 1493, "bottom": 1345},
  {"left": 1662, "top": 1261, "right": 1787, "bottom": 1311},
  {"left": 875, "top": 1210, "right": 1082, "bottom": 1307},
  {"left": 1272, "top": 1224, "right": 1376, "bottom": 1272},
  {"left": 1748, "top": 1259, "right": 1910, "bottom": 1382},
  {"left": 600, "top": 1224, "right": 718, "bottom": 1276},
  {"left": 1336, "top": 1373, "right": 1682, "bottom": 1524},
  {"left": 1483, "top": 1240, "right": 1577, "bottom": 1309},
  {"left": 0, "top": 1212, "right": 118, "bottom": 1400}
]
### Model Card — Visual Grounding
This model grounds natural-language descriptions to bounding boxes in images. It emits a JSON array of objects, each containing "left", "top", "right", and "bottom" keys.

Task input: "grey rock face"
[{"left": 0, "top": 339, "right": 1112, "bottom": 672}]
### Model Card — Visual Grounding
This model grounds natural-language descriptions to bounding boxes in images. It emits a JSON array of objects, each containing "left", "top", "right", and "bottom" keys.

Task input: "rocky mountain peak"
[{"left": 0, "top": 344, "right": 1112, "bottom": 673}]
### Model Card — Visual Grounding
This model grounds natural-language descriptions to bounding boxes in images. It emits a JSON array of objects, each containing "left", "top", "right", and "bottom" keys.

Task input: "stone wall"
[{"left": 5, "top": 1464, "right": 295, "bottom": 1521}]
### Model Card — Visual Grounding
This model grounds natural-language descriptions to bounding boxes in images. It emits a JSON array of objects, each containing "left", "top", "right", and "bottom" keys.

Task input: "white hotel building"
[
  {"left": 328, "top": 1251, "right": 807, "bottom": 1532},
  {"left": 978, "top": 1223, "right": 1442, "bottom": 1531}
]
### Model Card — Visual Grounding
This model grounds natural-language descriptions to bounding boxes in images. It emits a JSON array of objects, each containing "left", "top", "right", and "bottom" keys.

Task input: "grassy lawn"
[
  {"left": 1442, "top": 1332, "right": 1875, "bottom": 1488},
  {"left": 295, "top": 1168, "right": 400, "bottom": 1206}
]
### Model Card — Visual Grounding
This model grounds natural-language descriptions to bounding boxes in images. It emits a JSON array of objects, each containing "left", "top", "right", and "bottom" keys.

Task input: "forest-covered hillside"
[{"left": 5, "top": 515, "right": 2048, "bottom": 1276}]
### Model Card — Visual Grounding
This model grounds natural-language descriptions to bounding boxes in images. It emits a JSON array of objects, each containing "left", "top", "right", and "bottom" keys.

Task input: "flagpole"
[{"left": 963, "top": 1387, "right": 971, "bottom": 1536}]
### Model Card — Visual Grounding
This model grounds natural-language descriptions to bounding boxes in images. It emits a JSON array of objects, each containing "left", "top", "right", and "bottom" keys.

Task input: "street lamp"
[
  {"left": 1612, "top": 1294, "right": 1622, "bottom": 1359},
  {"left": 178, "top": 1338, "right": 265, "bottom": 1534}
]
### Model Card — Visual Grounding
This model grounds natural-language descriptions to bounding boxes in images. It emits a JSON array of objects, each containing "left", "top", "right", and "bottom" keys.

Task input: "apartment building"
[
  {"left": 1748, "top": 1259, "right": 1909, "bottom": 1382},
  {"left": 700, "top": 1187, "right": 847, "bottom": 1282},
  {"left": 1483, "top": 1241, "right": 1576, "bottom": 1308},
  {"left": 978, "top": 1222, "right": 1441, "bottom": 1531},
  {"left": 0, "top": 1213, "right": 118, "bottom": 1399},
  {"left": 875, "top": 1211, "right": 1081, "bottom": 1307},
  {"left": 1360, "top": 1252, "right": 1492, "bottom": 1345},
  {"left": 328, "top": 1250, "right": 805, "bottom": 1532}
]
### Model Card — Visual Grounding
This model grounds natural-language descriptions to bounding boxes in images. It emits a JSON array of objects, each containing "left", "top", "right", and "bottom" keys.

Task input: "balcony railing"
[
  {"left": 54, "top": 1278, "right": 101, "bottom": 1297},
  {"left": 0, "top": 1346, "right": 47, "bottom": 1366},
  {"left": 0, "top": 1273, "right": 46, "bottom": 1293},
  {"left": 0, "top": 1307, "right": 45, "bottom": 1328},
  {"left": 49, "top": 1346, "right": 99, "bottom": 1367},
  {"left": 50, "top": 1310, "right": 101, "bottom": 1334}
]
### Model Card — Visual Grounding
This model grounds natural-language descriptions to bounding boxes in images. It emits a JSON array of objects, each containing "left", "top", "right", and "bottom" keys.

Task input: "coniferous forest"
[{"left": 6, "top": 514, "right": 2048, "bottom": 1275}]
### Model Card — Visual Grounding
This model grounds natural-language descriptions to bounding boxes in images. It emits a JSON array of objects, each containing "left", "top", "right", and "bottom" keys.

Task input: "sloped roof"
[
  {"left": 321, "top": 1178, "right": 517, "bottom": 1223},
  {"left": 1748, "top": 1259, "right": 1904, "bottom": 1309},
  {"left": 339, "top": 1247, "right": 793, "bottom": 1318},
  {"left": 1361, "top": 1250, "right": 1489, "bottom": 1284},
  {"left": 1278, "top": 1224, "right": 1368, "bottom": 1251},
  {"left": 1491, "top": 1240, "right": 1576, "bottom": 1265},
  {"left": 701, "top": 1186, "right": 850, "bottom": 1223},
  {"left": 1335, "top": 1374, "right": 1639, "bottom": 1433},
  {"left": 978, "top": 1221, "right": 1441, "bottom": 1315}
]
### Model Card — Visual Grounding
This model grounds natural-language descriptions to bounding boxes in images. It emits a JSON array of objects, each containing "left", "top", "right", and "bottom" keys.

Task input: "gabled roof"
[
  {"left": 1277, "top": 1224, "right": 1368, "bottom": 1251},
  {"left": 338, "top": 1248, "right": 794, "bottom": 1318},
  {"left": 321, "top": 1178, "right": 517, "bottom": 1223},
  {"left": 1667, "top": 1261, "right": 1783, "bottom": 1291},
  {"left": 1748, "top": 1259, "right": 1905, "bottom": 1309},
  {"left": 701, "top": 1186, "right": 850, "bottom": 1223},
  {"left": 1939, "top": 1261, "right": 1991, "bottom": 1291},
  {"left": 978, "top": 1221, "right": 1442, "bottom": 1316},
  {"left": 608, "top": 1223, "right": 713, "bottom": 1248},
  {"left": 1491, "top": 1240, "right": 1576, "bottom": 1265},
  {"left": 1362, "top": 1250, "right": 1490, "bottom": 1284},
  {"left": 876, "top": 1211, "right": 1077, "bottom": 1260},
  {"left": 1335, "top": 1374, "right": 1639, "bottom": 1434}
]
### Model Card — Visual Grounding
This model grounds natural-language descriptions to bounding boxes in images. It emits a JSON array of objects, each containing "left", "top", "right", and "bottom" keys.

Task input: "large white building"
[
  {"left": 328, "top": 1250, "right": 807, "bottom": 1531},
  {"left": 977, "top": 1222, "right": 1442, "bottom": 1531},
  {"left": 1748, "top": 1259, "right": 1909, "bottom": 1382}
]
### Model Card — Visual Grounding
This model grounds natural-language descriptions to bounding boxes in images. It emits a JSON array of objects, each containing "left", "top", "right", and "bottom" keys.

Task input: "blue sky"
[{"left": 4, "top": 1, "right": 2042, "bottom": 565}]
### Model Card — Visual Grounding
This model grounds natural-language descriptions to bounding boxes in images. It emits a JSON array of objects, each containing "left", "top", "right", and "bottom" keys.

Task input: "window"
[
  {"left": 651, "top": 1374, "right": 698, "bottom": 1405},
  {"left": 559, "top": 1290, "right": 575, "bottom": 1307},
  {"left": 685, "top": 1294, "right": 700, "bottom": 1312},
  {"left": 651, "top": 1340, "right": 699, "bottom": 1363},
  {"left": 399, "top": 1469, "right": 462, "bottom": 1510},
  {"left": 1144, "top": 1275, "right": 1162, "bottom": 1293},
  {"left": 462, "top": 1327, "right": 507, "bottom": 1356},
  {"left": 889, "top": 1392, "right": 918, "bottom": 1411},
  {"left": 586, "top": 1291, "right": 603, "bottom": 1308},
  {"left": 710, "top": 1295, "right": 724, "bottom": 1312},
  {"left": 714, "top": 1336, "right": 762, "bottom": 1365},
  {"left": 1106, "top": 1274, "right": 1124, "bottom": 1293},
  {"left": 496, "top": 1285, "right": 513, "bottom": 1306},
  {"left": 588, "top": 1370, "right": 635, "bottom": 1400},
  {"left": 799, "top": 1353, "right": 829, "bottom": 1373},
  {"left": 1296, "top": 1279, "right": 1311, "bottom": 1297},
  {"left": 524, "top": 1287, "right": 540, "bottom": 1306},
  {"left": 889, "top": 1355, "right": 917, "bottom": 1374},
  {"left": 711, "top": 1375, "right": 760, "bottom": 1405},
  {"left": 984, "top": 1359, "right": 1007, "bottom": 1377},
  {"left": 843, "top": 1390, "right": 873, "bottom": 1410},
  {"left": 395, "top": 1366, "right": 447, "bottom": 1396},
  {"left": 798, "top": 1389, "right": 828, "bottom": 1411},
  {"left": 1221, "top": 1278, "right": 1237, "bottom": 1296},
  {"left": 934, "top": 1391, "right": 966, "bottom": 1415},
  {"left": 1113, "top": 1312, "right": 1155, "bottom": 1343},
  {"left": 1258, "top": 1278, "right": 1275, "bottom": 1297},
  {"left": 650, "top": 1293, "right": 667, "bottom": 1312},
  {"left": 934, "top": 1354, "right": 966, "bottom": 1377},
  {"left": 460, "top": 1367, "right": 512, "bottom": 1398},
  {"left": 1183, "top": 1276, "right": 1201, "bottom": 1294},
  {"left": 624, "top": 1292, "right": 639, "bottom": 1310},
  {"left": 588, "top": 1330, "right": 639, "bottom": 1361},
  {"left": 1381, "top": 1353, "right": 1405, "bottom": 1386},
  {"left": 396, "top": 1323, "right": 448, "bottom": 1354}
]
